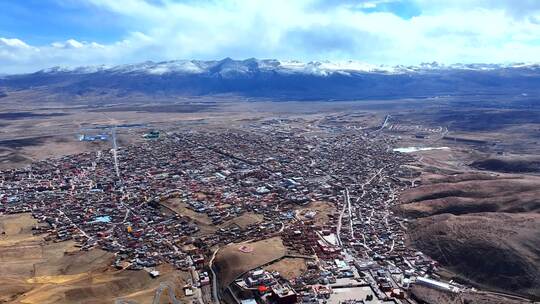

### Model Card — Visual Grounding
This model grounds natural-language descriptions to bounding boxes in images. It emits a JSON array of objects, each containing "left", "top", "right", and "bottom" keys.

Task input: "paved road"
[
  {"left": 351, "top": 168, "right": 385, "bottom": 251},
  {"left": 209, "top": 248, "right": 221, "bottom": 304},
  {"left": 346, "top": 188, "right": 354, "bottom": 239},
  {"left": 336, "top": 189, "right": 348, "bottom": 247},
  {"left": 58, "top": 209, "right": 91, "bottom": 239},
  {"left": 111, "top": 127, "right": 120, "bottom": 178},
  {"left": 110, "top": 129, "right": 180, "bottom": 254},
  {"left": 151, "top": 282, "right": 181, "bottom": 304},
  {"left": 373, "top": 114, "right": 391, "bottom": 133}
]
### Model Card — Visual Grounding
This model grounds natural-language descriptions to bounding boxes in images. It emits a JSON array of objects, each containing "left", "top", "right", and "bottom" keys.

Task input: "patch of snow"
[{"left": 393, "top": 147, "right": 450, "bottom": 153}]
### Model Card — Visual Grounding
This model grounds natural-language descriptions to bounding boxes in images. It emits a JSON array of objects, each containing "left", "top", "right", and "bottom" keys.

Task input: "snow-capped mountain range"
[
  {"left": 34, "top": 58, "right": 540, "bottom": 77},
  {"left": 2, "top": 58, "right": 540, "bottom": 101}
]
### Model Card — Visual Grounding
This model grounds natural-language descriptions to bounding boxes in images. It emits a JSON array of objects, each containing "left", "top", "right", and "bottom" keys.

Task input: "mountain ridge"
[
  {"left": 25, "top": 58, "right": 540, "bottom": 77},
  {"left": 2, "top": 58, "right": 540, "bottom": 101}
]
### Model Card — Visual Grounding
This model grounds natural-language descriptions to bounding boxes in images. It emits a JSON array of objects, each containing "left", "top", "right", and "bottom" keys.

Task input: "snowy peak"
[
  {"left": 5, "top": 58, "right": 540, "bottom": 101},
  {"left": 34, "top": 58, "right": 411, "bottom": 77},
  {"left": 29, "top": 58, "right": 418, "bottom": 77},
  {"left": 33, "top": 58, "right": 540, "bottom": 77}
]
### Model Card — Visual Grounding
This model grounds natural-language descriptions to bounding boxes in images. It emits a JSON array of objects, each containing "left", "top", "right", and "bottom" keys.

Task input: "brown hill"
[
  {"left": 410, "top": 285, "right": 532, "bottom": 304},
  {"left": 471, "top": 156, "right": 540, "bottom": 173},
  {"left": 398, "top": 173, "right": 540, "bottom": 218},
  {"left": 398, "top": 170, "right": 540, "bottom": 299},
  {"left": 408, "top": 213, "right": 540, "bottom": 298}
]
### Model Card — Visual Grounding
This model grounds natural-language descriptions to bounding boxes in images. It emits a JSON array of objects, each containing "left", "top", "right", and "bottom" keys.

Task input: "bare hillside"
[
  {"left": 409, "top": 212, "right": 540, "bottom": 298},
  {"left": 398, "top": 173, "right": 540, "bottom": 218}
]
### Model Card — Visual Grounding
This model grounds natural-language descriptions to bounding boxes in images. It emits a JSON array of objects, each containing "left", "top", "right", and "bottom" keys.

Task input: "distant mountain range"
[{"left": 2, "top": 58, "right": 540, "bottom": 100}]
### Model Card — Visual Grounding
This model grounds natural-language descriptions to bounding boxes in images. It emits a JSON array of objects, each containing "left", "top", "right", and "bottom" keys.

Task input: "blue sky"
[{"left": 1, "top": 0, "right": 540, "bottom": 73}]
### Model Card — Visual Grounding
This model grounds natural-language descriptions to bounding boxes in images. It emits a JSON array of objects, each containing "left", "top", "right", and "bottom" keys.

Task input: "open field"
[
  {"left": 296, "top": 201, "right": 335, "bottom": 227},
  {"left": 214, "top": 237, "right": 286, "bottom": 289},
  {"left": 162, "top": 198, "right": 216, "bottom": 234},
  {"left": 0, "top": 213, "right": 42, "bottom": 246},
  {"left": 222, "top": 213, "right": 264, "bottom": 230},
  {"left": 263, "top": 258, "right": 307, "bottom": 281}
]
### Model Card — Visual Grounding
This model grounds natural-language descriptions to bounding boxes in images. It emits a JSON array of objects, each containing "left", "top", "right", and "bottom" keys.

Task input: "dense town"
[{"left": 0, "top": 119, "right": 464, "bottom": 304}]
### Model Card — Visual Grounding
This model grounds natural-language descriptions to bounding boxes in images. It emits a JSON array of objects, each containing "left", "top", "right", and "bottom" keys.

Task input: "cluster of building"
[
  {"left": 0, "top": 118, "right": 461, "bottom": 304},
  {"left": 236, "top": 269, "right": 299, "bottom": 304},
  {"left": 79, "top": 134, "right": 109, "bottom": 141}
]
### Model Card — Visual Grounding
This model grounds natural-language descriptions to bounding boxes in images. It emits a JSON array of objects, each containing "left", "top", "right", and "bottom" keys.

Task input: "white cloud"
[
  {"left": 1, "top": 0, "right": 540, "bottom": 73},
  {"left": 52, "top": 39, "right": 84, "bottom": 49},
  {"left": 50, "top": 39, "right": 106, "bottom": 49},
  {"left": 417, "top": 0, "right": 540, "bottom": 18},
  {"left": 0, "top": 38, "right": 32, "bottom": 49}
]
